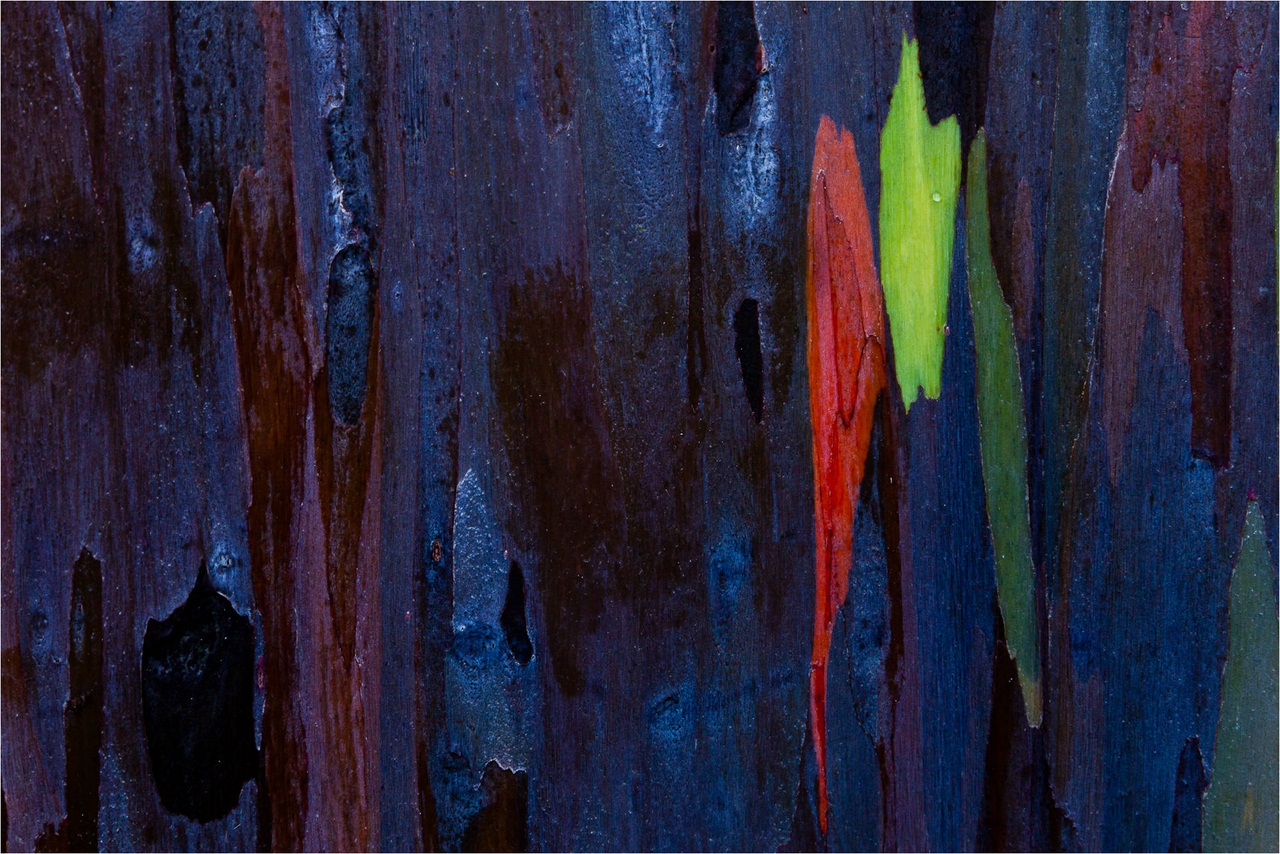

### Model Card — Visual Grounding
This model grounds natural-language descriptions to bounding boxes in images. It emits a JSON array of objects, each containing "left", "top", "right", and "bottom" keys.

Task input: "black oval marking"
[
  {"left": 734, "top": 298, "right": 765, "bottom": 423},
  {"left": 500, "top": 560, "right": 533, "bottom": 666},
  {"left": 326, "top": 244, "right": 378, "bottom": 424},
  {"left": 141, "top": 564, "right": 256, "bottom": 823}
]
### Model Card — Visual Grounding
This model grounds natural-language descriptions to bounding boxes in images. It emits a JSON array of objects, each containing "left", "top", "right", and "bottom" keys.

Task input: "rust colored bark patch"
[
  {"left": 491, "top": 263, "right": 622, "bottom": 698},
  {"left": 224, "top": 8, "right": 310, "bottom": 846},
  {"left": 1100, "top": 127, "right": 1185, "bottom": 483},
  {"left": 1126, "top": 3, "right": 1237, "bottom": 467},
  {"left": 806, "top": 115, "right": 887, "bottom": 834}
]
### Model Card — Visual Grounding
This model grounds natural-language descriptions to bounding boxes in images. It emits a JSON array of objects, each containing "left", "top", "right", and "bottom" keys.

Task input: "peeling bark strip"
[
  {"left": 63, "top": 549, "right": 102, "bottom": 853},
  {"left": 491, "top": 264, "right": 620, "bottom": 699},
  {"left": 879, "top": 33, "right": 962, "bottom": 408},
  {"left": 965, "top": 131, "right": 1041, "bottom": 726},
  {"left": 805, "top": 115, "right": 886, "bottom": 835}
]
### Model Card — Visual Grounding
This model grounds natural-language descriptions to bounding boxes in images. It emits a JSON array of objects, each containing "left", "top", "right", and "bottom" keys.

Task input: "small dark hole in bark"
[
  {"left": 734, "top": 298, "right": 765, "bottom": 423},
  {"left": 500, "top": 560, "right": 533, "bottom": 665}
]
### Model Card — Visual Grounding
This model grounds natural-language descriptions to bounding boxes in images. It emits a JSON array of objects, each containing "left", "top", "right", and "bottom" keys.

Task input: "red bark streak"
[
  {"left": 806, "top": 116, "right": 887, "bottom": 834},
  {"left": 226, "top": 6, "right": 311, "bottom": 848},
  {"left": 1101, "top": 128, "right": 1185, "bottom": 483},
  {"left": 1126, "top": 3, "right": 1235, "bottom": 467},
  {"left": 225, "top": 6, "right": 383, "bottom": 848},
  {"left": 225, "top": 144, "right": 310, "bottom": 854},
  {"left": 1177, "top": 5, "right": 1235, "bottom": 468}
]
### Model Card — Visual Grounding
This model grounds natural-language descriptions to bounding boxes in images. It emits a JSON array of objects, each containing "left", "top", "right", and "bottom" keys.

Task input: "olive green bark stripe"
[
  {"left": 1204, "top": 500, "right": 1279, "bottom": 852},
  {"left": 965, "top": 129, "right": 1041, "bottom": 726}
]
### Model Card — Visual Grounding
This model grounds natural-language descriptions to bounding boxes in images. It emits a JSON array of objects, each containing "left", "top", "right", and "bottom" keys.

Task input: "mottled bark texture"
[{"left": 2, "top": 3, "right": 1276, "bottom": 852}]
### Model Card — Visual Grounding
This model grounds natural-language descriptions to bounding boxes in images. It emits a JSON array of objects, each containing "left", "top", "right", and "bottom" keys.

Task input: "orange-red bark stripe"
[{"left": 806, "top": 115, "right": 887, "bottom": 834}]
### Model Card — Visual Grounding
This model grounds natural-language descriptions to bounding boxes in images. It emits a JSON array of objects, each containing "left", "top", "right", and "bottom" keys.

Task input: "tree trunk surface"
[{"left": 2, "top": 3, "right": 1276, "bottom": 852}]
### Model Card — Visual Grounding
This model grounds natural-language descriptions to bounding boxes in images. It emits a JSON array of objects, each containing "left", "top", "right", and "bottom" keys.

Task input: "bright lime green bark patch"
[
  {"left": 1204, "top": 500, "right": 1279, "bottom": 852},
  {"left": 965, "top": 131, "right": 1041, "bottom": 727},
  {"left": 879, "top": 33, "right": 961, "bottom": 410}
]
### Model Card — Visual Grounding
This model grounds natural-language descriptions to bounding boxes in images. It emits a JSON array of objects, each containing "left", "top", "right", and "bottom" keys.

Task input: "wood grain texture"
[{"left": 1, "top": 3, "right": 1276, "bottom": 852}]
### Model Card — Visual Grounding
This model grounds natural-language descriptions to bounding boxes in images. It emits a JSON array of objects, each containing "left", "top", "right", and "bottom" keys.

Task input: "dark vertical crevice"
[
  {"left": 500, "top": 561, "right": 533, "bottom": 665},
  {"left": 255, "top": 755, "right": 272, "bottom": 854},
  {"left": 687, "top": 226, "right": 708, "bottom": 410},
  {"left": 713, "top": 2, "right": 763, "bottom": 134},
  {"left": 733, "top": 298, "right": 765, "bottom": 424},
  {"left": 460, "top": 762, "right": 528, "bottom": 853},
  {"left": 65, "top": 547, "right": 103, "bottom": 852},
  {"left": 977, "top": 614, "right": 1019, "bottom": 852},
  {"left": 979, "top": 609, "right": 1068, "bottom": 851},
  {"left": 38, "top": 549, "right": 105, "bottom": 851},
  {"left": 870, "top": 388, "right": 916, "bottom": 850},
  {"left": 418, "top": 530, "right": 450, "bottom": 851},
  {"left": 1168, "top": 736, "right": 1207, "bottom": 852}
]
